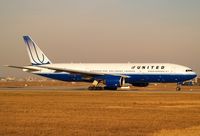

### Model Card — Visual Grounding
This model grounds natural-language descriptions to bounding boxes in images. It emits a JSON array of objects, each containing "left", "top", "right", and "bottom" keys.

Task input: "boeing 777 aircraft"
[{"left": 6, "top": 36, "right": 197, "bottom": 90}]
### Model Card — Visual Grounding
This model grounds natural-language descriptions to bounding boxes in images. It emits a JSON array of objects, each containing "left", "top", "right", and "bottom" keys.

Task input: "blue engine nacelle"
[{"left": 103, "top": 76, "right": 125, "bottom": 90}]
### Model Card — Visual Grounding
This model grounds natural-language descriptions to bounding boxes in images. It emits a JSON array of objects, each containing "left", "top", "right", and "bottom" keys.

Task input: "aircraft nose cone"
[
  {"left": 191, "top": 72, "right": 197, "bottom": 79},
  {"left": 193, "top": 72, "right": 197, "bottom": 78}
]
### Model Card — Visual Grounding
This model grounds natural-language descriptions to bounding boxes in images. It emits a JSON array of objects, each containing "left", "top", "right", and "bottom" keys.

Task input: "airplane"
[{"left": 6, "top": 35, "right": 197, "bottom": 91}]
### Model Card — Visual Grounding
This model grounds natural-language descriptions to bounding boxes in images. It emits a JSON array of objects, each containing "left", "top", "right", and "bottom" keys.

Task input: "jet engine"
[{"left": 103, "top": 76, "right": 125, "bottom": 90}]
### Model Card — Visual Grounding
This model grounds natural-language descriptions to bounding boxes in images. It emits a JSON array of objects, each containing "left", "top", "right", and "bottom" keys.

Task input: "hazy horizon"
[{"left": 0, "top": 0, "right": 200, "bottom": 77}]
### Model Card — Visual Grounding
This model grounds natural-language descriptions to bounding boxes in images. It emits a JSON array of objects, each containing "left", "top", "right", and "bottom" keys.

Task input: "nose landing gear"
[{"left": 176, "top": 82, "right": 182, "bottom": 91}]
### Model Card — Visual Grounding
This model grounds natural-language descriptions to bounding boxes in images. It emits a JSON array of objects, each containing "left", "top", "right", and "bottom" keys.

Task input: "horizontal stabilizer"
[{"left": 5, "top": 65, "right": 41, "bottom": 72}]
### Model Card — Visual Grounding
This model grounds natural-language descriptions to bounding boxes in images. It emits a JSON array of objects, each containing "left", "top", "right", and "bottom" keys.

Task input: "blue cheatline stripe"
[{"left": 36, "top": 73, "right": 197, "bottom": 83}]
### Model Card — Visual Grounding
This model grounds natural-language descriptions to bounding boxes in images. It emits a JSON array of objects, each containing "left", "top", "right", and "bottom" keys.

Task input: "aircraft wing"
[
  {"left": 39, "top": 65, "right": 129, "bottom": 78},
  {"left": 39, "top": 65, "right": 104, "bottom": 77}
]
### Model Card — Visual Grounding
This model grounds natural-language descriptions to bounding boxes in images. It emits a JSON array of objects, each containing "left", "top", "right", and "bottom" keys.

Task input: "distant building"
[
  {"left": 0, "top": 77, "right": 6, "bottom": 81},
  {"left": 6, "top": 77, "right": 16, "bottom": 81},
  {"left": 0, "top": 76, "right": 16, "bottom": 82}
]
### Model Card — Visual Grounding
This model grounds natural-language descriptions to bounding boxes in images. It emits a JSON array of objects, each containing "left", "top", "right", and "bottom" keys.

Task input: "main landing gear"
[
  {"left": 88, "top": 86, "right": 104, "bottom": 90},
  {"left": 176, "top": 83, "right": 182, "bottom": 91},
  {"left": 88, "top": 86, "right": 118, "bottom": 90},
  {"left": 88, "top": 80, "right": 118, "bottom": 90},
  {"left": 88, "top": 80, "right": 104, "bottom": 90}
]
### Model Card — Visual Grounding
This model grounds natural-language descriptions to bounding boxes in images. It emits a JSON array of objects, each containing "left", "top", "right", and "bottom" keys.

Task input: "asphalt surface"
[{"left": 1, "top": 86, "right": 200, "bottom": 94}]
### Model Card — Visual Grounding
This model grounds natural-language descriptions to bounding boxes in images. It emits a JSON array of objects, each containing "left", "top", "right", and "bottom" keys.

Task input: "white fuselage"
[{"left": 31, "top": 63, "right": 196, "bottom": 76}]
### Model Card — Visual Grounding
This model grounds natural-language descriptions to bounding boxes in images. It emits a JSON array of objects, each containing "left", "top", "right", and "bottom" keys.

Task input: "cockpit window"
[{"left": 186, "top": 69, "right": 193, "bottom": 72}]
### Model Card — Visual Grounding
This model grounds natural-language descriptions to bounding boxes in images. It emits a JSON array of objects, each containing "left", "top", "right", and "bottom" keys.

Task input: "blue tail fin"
[{"left": 23, "top": 35, "right": 52, "bottom": 65}]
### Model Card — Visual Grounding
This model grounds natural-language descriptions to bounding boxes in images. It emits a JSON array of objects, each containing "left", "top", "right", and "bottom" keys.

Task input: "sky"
[{"left": 0, "top": 0, "right": 200, "bottom": 77}]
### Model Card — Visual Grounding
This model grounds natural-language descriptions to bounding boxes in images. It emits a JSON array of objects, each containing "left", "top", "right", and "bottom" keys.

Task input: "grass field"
[{"left": 0, "top": 88, "right": 200, "bottom": 136}]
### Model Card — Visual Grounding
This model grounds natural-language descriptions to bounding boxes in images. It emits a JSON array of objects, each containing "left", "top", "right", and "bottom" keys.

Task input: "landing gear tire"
[
  {"left": 88, "top": 86, "right": 104, "bottom": 90},
  {"left": 176, "top": 87, "right": 181, "bottom": 91},
  {"left": 88, "top": 86, "right": 94, "bottom": 90},
  {"left": 176, "top": 82, "right": 182, "bottom": 91}
]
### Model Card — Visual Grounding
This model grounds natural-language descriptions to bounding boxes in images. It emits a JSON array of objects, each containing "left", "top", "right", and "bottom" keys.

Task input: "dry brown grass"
[
  {"left": 152, "top": 126, "right": 200, "bottom": 136},
  {"left": 0, "top": 81, "right": 89, "bottom": 87},
  {"left": 0, "top": 89, "right": 200, "bottom": 136}
]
